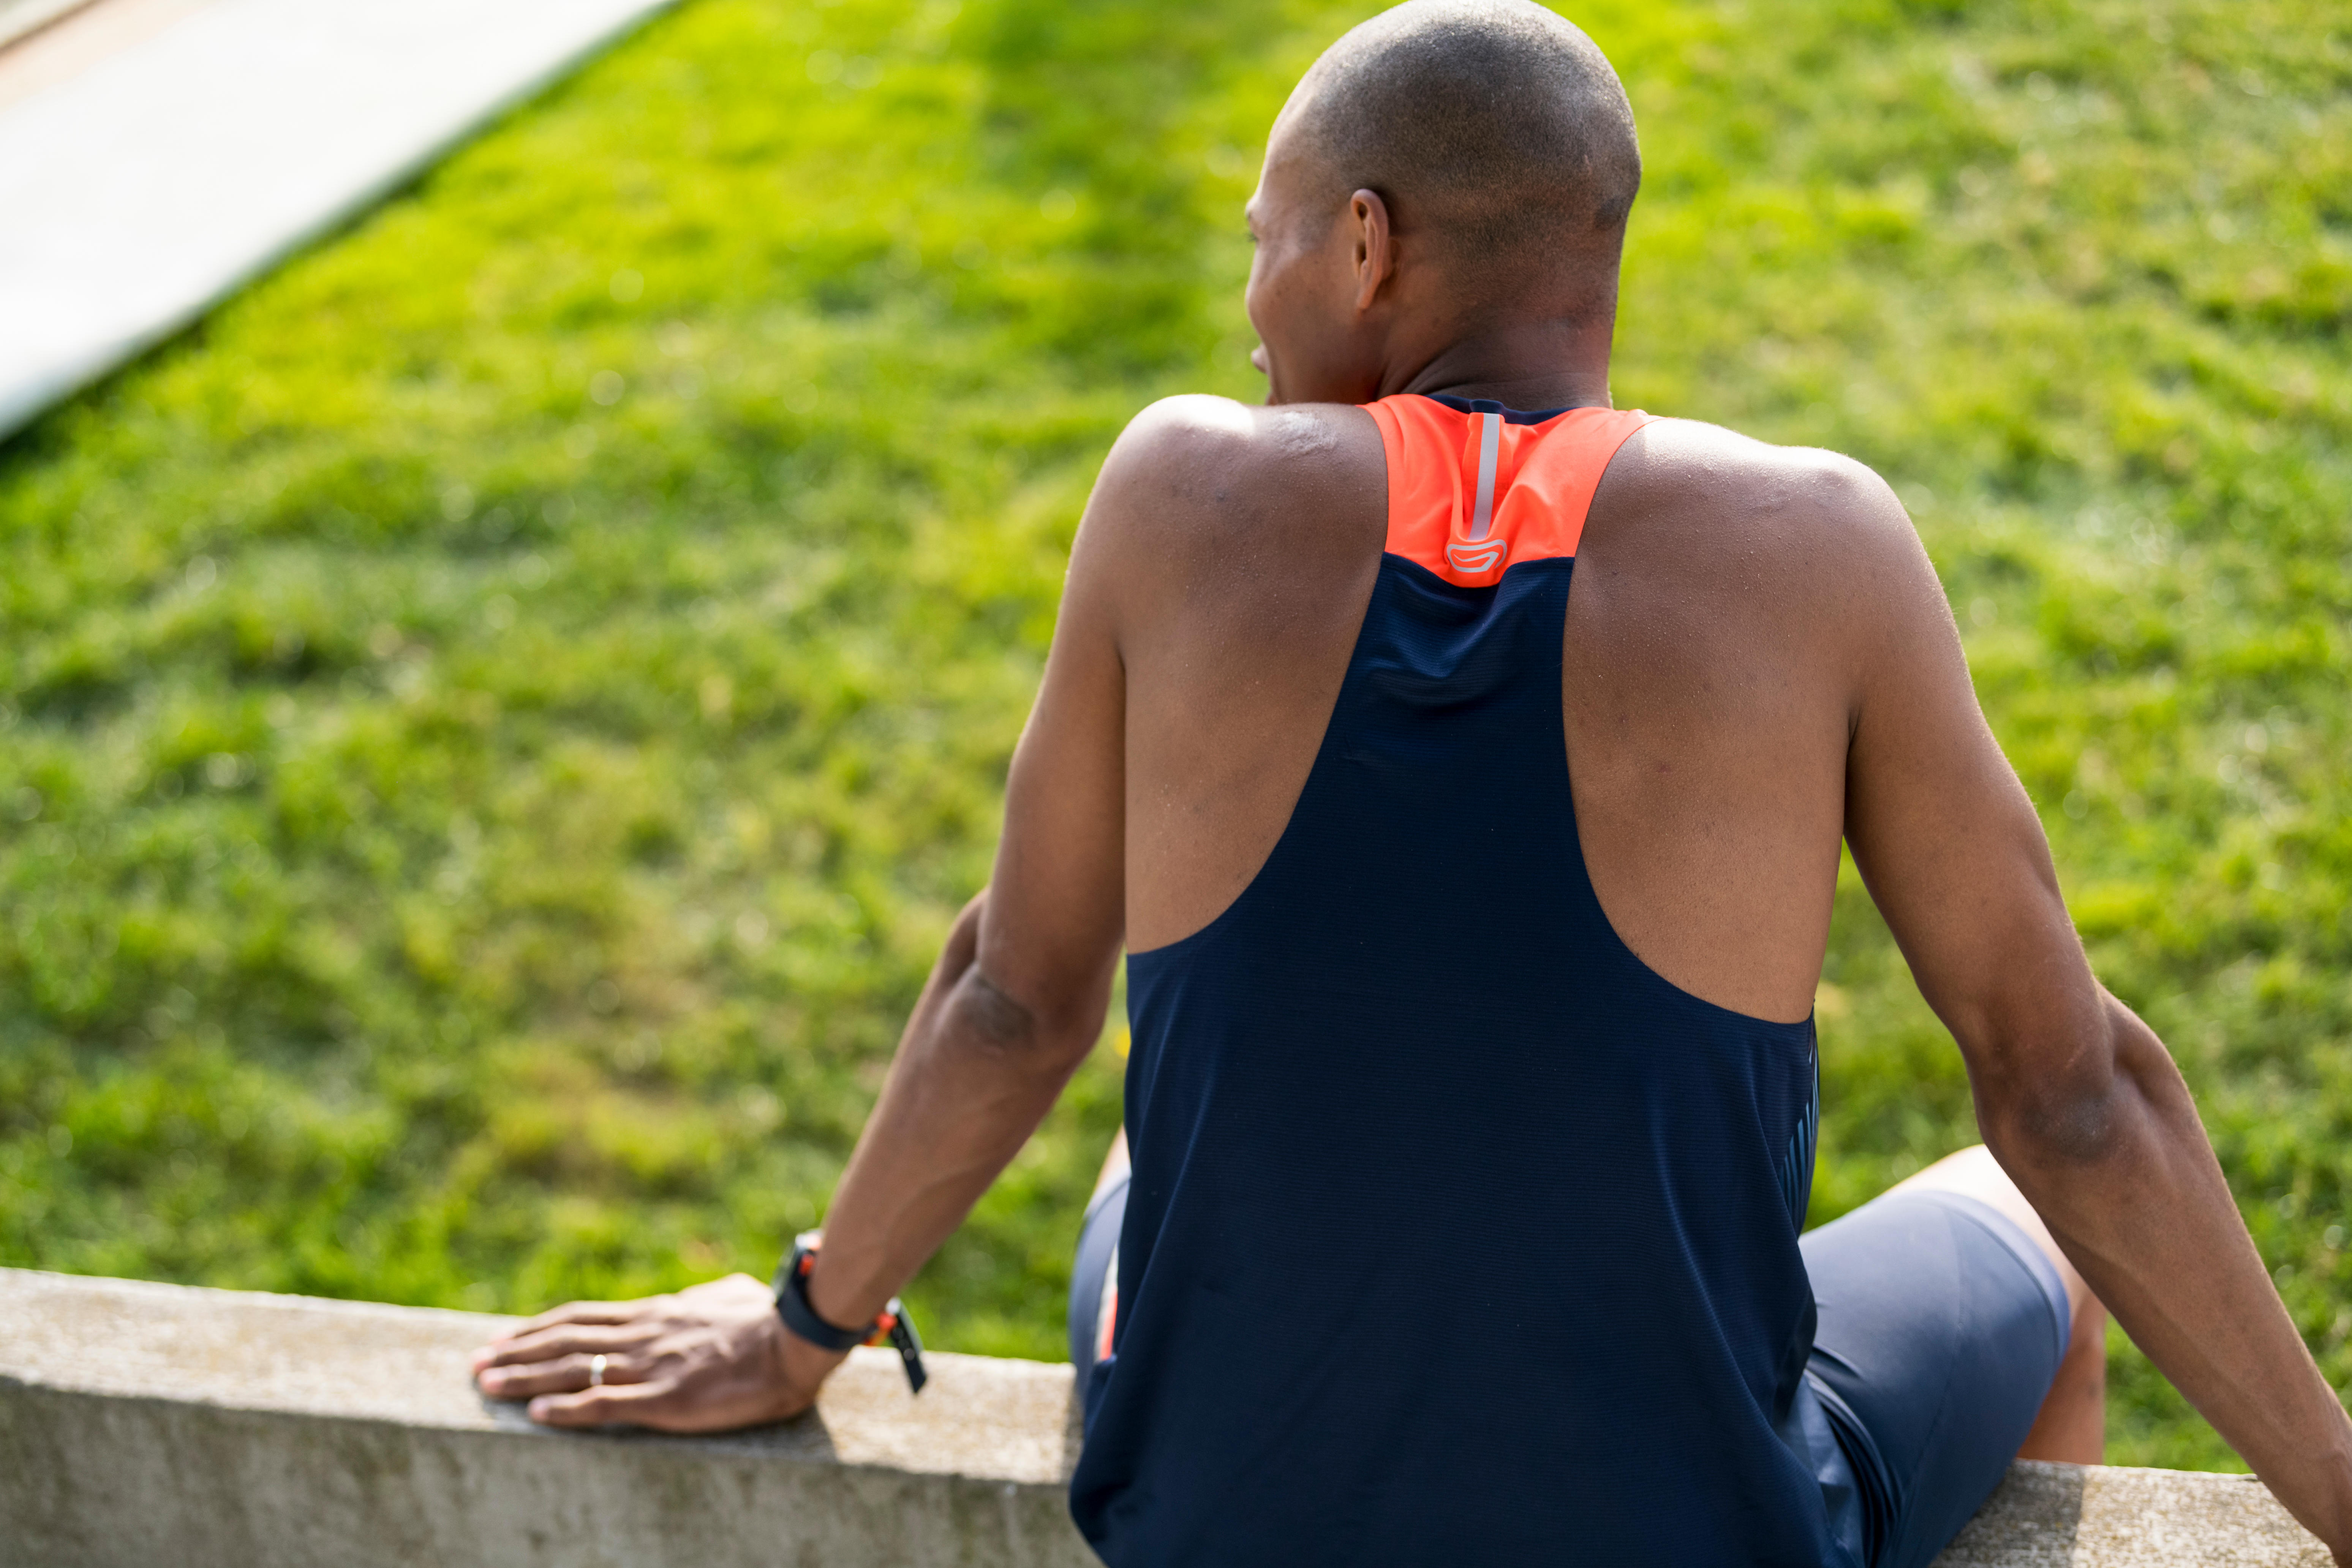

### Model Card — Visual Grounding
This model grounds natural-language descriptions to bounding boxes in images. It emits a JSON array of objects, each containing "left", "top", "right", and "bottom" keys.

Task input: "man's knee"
[{"left": 1889, "top": 1143, "right": 2100, "bottom": 1332}]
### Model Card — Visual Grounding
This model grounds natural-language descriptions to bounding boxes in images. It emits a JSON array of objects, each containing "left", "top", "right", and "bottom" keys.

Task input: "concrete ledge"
[
  {"left": 0, "top": 1267, "right": 2326, "bottom": 1566},
  {"left": 1938, "top": 1459, "right": 2325, "bottom": 1567},
  {"left": 0, "top": 1268, "right": 1093, "bottom": 1567}
]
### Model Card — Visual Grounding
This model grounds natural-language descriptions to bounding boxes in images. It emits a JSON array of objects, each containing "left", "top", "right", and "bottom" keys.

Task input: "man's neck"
[{"left": 1386, "top": 318, "right": 1616, "bottom": 412}]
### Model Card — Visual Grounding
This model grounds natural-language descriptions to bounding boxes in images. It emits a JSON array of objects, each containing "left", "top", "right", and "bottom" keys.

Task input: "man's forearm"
[
  {"left": 801, "top": 894, "right": 1113, "bottom": 1332},
  {"left": 1989, "top": 994, "right": 2352, "bottom": 1551}
]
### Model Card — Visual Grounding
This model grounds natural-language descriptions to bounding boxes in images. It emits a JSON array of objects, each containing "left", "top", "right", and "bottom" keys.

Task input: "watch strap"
[{"left": 772, "top": 1233, "right": 871, "bottom": 1353}]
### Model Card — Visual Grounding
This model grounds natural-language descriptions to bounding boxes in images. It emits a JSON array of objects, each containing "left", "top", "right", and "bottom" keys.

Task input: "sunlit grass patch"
[{"left": 3, "top": 0, "right": 2348, "bottom": 1466}]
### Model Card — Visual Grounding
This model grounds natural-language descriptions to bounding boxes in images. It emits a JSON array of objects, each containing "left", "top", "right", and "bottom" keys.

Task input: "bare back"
[{"left": 1108, "top": 395, "right": 1920, "bottom": 1024}]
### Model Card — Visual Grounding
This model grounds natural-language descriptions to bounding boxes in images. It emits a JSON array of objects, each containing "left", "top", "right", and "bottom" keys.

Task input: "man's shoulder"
[
  {"left": 1113, "top": 393, "right": 1371, "bottom": 465},
  {"left": 1083, "top": 395, "right": 1381, "bottom": 560},
  {"left": 1584, "top": 416, "right": 1951, "bottom": 685},
  {"left": 1583, "top": 415, "right": 1935, "bottom": 628},
  {"left": 1607, "top": 415, "right": 1916, "bottom": 557}
]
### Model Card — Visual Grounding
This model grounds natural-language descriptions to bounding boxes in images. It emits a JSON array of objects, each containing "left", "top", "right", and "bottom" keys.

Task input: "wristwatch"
[{"left": 772, "top": 1230, "right": 928, "bottom": 1394}]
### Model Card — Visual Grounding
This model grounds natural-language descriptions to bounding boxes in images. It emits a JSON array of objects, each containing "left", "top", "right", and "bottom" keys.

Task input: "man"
[{"left": 471, "top": 3, "right": 2352, "bottom": 1564}]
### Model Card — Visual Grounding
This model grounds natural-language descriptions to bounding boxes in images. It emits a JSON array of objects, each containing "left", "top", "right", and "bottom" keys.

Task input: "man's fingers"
[
  {"left": 528, "top": 1380, "right": 675, "bottom": 1429},
  {"left": 512, "top": 1297, "right": 655, "bottom": 1335},
  {"left": 477, "top": 1351, "right": 647, "bottom": 1398},
  {"left": 475, "top": 1321, "right": 650, "bottom": 1374},
  {"left": 472, "top": 1299, "right": 659, "bottom": 1372}
]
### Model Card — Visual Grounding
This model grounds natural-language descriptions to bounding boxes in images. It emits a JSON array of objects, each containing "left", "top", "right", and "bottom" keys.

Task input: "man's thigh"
[
  {"left": 1802, "top": 1185, "right": 2071, "bottom": 1568},
  {"left": 1069, "top": 1171, "right": 1127, "bottom": 1389}
]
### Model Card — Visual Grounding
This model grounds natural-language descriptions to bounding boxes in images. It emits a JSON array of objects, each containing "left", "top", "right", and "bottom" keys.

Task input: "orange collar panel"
[{"left": 1365, "top": 394, "right": 1653, "bottom": 588}]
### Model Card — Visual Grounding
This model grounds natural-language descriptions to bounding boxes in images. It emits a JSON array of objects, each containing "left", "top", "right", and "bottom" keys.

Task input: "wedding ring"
[{"left": 588, "top": 1354, "right": 607, "bottom": 1388}]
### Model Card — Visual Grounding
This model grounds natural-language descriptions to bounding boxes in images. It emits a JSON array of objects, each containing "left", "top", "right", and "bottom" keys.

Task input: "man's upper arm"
[
  {"left": 972, "top": 401, "right": 1218, "bottom": 1032},
  {"left": 1831, "top": 463, "right": 2112, "bottom": 1112}
]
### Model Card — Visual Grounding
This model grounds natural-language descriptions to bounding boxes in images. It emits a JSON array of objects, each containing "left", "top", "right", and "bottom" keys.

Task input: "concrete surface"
[
  {"left": 0, "top": 1268, "right": 1094, "bottom": 1568},
  {"left": 0, "top": 0, "right": 678, "bottom": 441},
  {"left": 1938, "top": 1458, "right": 2329, "bottom": 1567},
  {"left": 0, "top": 1266, "right": 2328, "bottom": 1566}
]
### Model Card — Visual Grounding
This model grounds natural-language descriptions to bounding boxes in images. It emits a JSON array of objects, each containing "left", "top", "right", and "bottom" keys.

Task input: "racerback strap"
[{"left": 1366, "top": 395, "right": 1652, "bottom": 588}]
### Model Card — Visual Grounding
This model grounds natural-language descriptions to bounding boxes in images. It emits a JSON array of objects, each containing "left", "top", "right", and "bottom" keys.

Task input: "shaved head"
[{"left": 1282, "top": 0, "right": 1639, "bottom": 282}]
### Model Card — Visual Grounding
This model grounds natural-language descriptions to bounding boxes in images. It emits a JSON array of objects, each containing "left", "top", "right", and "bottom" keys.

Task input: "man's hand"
[{"left": 469, "top": 1272, "right": 845, "bottom": 1432}]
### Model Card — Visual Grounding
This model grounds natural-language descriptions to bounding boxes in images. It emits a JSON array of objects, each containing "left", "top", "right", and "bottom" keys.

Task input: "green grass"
[{"left": 1, "top": 0, "right": 2346, "bottom": 1470}]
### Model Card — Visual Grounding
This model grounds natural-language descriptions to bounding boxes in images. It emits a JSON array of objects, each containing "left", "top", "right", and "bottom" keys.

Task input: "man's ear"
[{"left": 1348, "top": 188, "right": 1394, "bottom": 315}]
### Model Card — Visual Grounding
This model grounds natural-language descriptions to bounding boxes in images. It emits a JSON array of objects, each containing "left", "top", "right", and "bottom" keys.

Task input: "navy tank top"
[{"left": 1067, "top": 394, "right": 1841, "bottom": 1566}]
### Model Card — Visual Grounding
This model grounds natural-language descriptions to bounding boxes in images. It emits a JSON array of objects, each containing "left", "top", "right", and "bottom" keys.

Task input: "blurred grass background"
[{"left": 0, "top": 0, "right": 2346, "bottom": 1469}]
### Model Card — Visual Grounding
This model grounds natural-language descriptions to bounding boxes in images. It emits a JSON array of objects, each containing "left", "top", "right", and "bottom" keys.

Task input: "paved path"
[
  {"left": 0, "top": 0, "right": 101, "bottom": 52},
  {"left": 0, "top": 0, "right": 677, "bottom": 441},
  {"left": 0, "top": 0, "right": 220, "bottom": 111}
]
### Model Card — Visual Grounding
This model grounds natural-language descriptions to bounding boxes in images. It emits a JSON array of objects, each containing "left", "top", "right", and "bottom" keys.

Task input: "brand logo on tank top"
[
  {"left": 1445, "top": 537, "right": 1508, "bottom": 575},
  {"left": 1446, "top": 411, "right": 1509, "bottom": 579}
]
